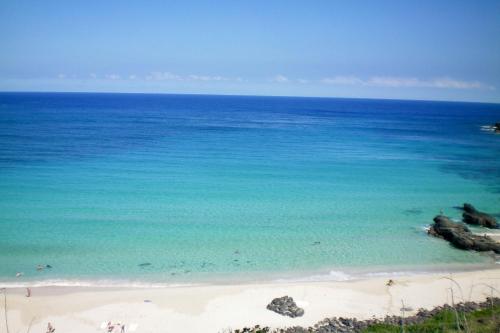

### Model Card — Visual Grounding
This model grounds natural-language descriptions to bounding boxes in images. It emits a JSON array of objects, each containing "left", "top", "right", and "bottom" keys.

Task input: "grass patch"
[
  {"left": 362, "top": 305, "right": 500, "bottom": 333},
  {"left": 228, "top": 301, "right": 500, "bottom": 333}
]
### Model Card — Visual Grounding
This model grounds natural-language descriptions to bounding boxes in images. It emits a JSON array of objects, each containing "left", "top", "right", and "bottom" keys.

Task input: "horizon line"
[{"left": 1, "top": 90, "right": 499, "bottom": 106}]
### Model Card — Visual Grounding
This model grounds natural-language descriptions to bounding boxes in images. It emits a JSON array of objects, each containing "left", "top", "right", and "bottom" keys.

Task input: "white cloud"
[
  {"left": 55, "top": 71, "right": 492, "bottom": 91},
  {"left": 146, "top": 71, "right": 181, "bottom": 81},
  {"left": 188, "top": 74, "right": 229, "bottom": 81},
  {"left": 105, "top": 74, "right": 121, "bottom": 80},
  {"left": 430, "top": 78, "right": 487, "bottom": 89},
  {"left": 270, "top": 74, "right": 289, "bottom": 83},
  {"left": 145, "top": 71, "right": 236, "bottom": 82},
  {"left": 321, "top": 75, "right": 493, "bottom": 90},
  {"left": 366, "top": 77, "right": 421, "bottom": 87},
  {"left": 321, "top": 76, "right": 363, "bottom": 85}
]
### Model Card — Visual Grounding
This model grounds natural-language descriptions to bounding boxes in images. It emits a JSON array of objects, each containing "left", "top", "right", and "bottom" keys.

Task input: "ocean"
[{"left": 0, "top": 92, "right": 499, "bottom": 287}]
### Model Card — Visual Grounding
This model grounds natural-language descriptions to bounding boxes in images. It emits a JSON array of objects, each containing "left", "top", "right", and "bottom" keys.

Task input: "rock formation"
[
  {"left": 236, "top": 298, "right": 500, "bottom": 333},
  {"left": 267, "top": 296, "right": 304, "bottom": 318},
  {"left": 462, "top": 203, "right": 497, "bottom": 228},
  {"left": 428, "top": 215, "right": 500, "bottom": 253}
]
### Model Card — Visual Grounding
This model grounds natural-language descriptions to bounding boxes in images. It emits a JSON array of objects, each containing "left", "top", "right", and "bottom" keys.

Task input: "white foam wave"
[
  {"left": 421, "top": 225, "right": 430, "bottom": 232},
  {"left": 0, "top": 279, "right": 199, "bottom": 289},
  {"left": 363, "top": 271, "right": 424, "bottom": 278},
  {"left": 480, "top": 125, "right": 496, "bottom": 132},
  {"left": 273, "top": 270, "right": 352, "bottom": 283}
]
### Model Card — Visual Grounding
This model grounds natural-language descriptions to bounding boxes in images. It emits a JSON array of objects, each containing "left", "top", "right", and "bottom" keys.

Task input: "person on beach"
[
  {"left": 46, "top": 322, "right": 55, "bottom": 333},
  {"left": 121, "top": 324, "right": 125, "bottom": 333},
  {"left": 25, "top": 287, "right": 31, "bottom": 297}
]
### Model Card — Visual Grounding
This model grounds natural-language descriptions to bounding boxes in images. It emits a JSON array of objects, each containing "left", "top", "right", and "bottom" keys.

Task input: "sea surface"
[{"left": 0, "top": 92, "right": 499, "bottom": 286}]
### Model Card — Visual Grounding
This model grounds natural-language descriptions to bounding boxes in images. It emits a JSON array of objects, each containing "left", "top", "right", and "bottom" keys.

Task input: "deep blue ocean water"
[{"left": 0, "top": 92, "right": 499, "bottom": 286}]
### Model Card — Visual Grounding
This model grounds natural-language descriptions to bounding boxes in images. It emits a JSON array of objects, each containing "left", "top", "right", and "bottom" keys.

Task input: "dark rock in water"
[
  {"left": 495, "top": 122, "right": 500, "bottom": 132},
  {"left": 403, "top": 208, "right": 423, "bottom": 215},
  {"left": 463, "top": 203, "right": 477, "bottom": 214},
  {"left": 462, "top": 203, "right": 497, "bottom": 228},
  {"left": 267, "top": 296, "right": 304, "bottom": 318},
  {"left": 46, "top": 264, "right": 52, "bottom": 269},
  {"left": 138, "top": 262, "right": 152, "bottom": 267},
  {"left": 429, "top": 215, "right": 500, "bottom": 253}
]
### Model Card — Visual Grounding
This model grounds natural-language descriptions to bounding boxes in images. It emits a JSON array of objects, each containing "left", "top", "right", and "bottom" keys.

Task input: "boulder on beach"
[
  {"left": 428, "top": 215, "right": 500, "bottom": 253},
  {"left": 267, "top": 296, "right": 304, "bottom": 318},
  {"left": 462, "top": 203, "right": 497, "bottom": 228}
]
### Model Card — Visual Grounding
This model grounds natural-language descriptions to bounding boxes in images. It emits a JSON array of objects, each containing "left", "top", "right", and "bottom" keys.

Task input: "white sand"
[{"left": 2, "top": 268, "right": 500, "bottom": 333}]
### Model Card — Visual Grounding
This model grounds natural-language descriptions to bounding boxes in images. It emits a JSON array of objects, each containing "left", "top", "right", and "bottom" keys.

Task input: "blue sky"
[{"left": 0, "top": 0, "right": 499, "bottom": 102}]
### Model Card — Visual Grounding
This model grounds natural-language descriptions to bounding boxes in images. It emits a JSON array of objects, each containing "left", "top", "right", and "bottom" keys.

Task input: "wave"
[
  {"left": 0, "top": 278, "right": 199, "bottom": 289},
  {"left": 271, "top": 262, "right": 500, "bottom": 284},
  {"left": 480, "top": 125, "right": 497, "bottom": 132},
  {"left": 272, "top": 270, "right": 352, "bottom": 283},
  {"left": 272, "top": 269, "right": 439, "bottom": 283},
  {"left": 1, "top": 263, "right": 496, "bottom": 288}
]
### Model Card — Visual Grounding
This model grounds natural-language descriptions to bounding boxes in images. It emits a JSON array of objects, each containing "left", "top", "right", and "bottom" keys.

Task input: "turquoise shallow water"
[{"left": 0, "top": 93, "right": 499, "bottom": 286}]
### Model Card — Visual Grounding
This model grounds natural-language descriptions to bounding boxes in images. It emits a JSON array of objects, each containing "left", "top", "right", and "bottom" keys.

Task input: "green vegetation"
[
  {"left": 228, "top": 303, "right": 500, "bottom": 333},
  {"left": 362, "top": 305, "right": 500, "bottom": 333}
]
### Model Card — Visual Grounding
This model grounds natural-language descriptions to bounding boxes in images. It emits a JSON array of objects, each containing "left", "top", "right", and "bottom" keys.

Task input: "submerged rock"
[
  {"left": 267, "top": 296, "right": 304, "bottom": 318},
  {"left": 428, "top": 215, "right": 500, "bottom": 253},
  {"left": 462, "top": 203, "right": 497, "bottom": 228},
  {"left": 403, "top": 208, "right": 423, "bottom": 215}
]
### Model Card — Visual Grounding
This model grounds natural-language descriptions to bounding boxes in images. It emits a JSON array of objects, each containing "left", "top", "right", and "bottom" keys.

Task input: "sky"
[{"left": 0, "top": 0, "right": 499, "bottom": 103}]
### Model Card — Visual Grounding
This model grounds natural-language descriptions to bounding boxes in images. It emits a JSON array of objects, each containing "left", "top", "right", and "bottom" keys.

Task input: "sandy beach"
[
  {"left": 1, "top": 0, "right": 499, "bottom": 332},
  {"left": 2, "top": 268, "right": 500, "bottom": 333}
]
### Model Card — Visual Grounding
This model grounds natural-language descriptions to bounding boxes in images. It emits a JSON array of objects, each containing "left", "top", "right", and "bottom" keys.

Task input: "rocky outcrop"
[
  {"left": 310, "top": 298, "right": 500, "bottom": 333},
  {"left": 235, "top": 298, "right": 500, "bottom": 333},
  {"left": 462, "top": 203, "right": 498, "bottom": 228},
  {"left": 428, "top": 215, "right": 500, "bottom": 253},
  {"left": 267, "top": 296, "right": 304, "bottom": 318},
  {"left": 495, "top": 122, "right": 500, "bottom": 132}
]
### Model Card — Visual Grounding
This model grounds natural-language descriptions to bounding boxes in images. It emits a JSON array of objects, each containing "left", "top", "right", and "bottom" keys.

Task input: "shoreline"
[
  {"left": 2, "top": 267, "right": 500, "bottom": 333},
  {"left": 1, "top": 261, "right": 497, "bottom": 289}
]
